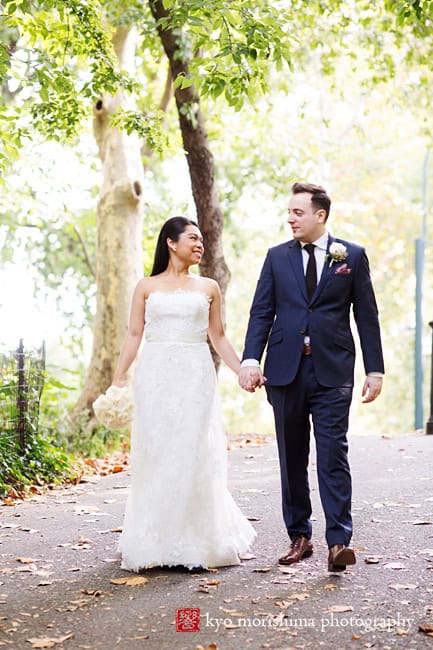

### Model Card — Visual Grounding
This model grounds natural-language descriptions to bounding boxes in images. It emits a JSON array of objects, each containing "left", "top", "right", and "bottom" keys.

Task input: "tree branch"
[
  {"left": 71, "top": 224, "right": 96, "bottom": 279},
  {"left": 141, "top": 64, "right": 173, "bottom": 159}
]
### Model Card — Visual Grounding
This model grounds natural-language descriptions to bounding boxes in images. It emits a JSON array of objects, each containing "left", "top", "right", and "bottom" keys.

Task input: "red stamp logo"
[{"left": 176, "top": 608, "right": 200, "bottom": 632}]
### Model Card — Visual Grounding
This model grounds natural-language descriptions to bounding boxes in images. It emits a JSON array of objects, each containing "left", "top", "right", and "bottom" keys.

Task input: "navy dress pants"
[{"left": 266, "top": 355, "right": 353, "bottom": 548}]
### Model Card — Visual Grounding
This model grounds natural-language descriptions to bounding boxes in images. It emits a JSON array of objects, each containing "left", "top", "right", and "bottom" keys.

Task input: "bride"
[{"left": 112, "top": 216, "right": 256, "bottom": 571}]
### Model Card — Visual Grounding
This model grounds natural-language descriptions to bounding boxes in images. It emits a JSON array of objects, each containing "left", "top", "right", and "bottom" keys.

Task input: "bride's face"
[{"left": 171, "top": 225, "right": 204, "bottom": 264}]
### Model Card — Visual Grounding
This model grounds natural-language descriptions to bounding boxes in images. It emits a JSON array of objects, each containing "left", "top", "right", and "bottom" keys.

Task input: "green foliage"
[
  {"left": 0, "top": 137, "right": 99, "bottom": 347},
  {"left": 62, "top": 418, "right": 127, "bottom": 458},
  {"left": 154, "top": 0, "right": 295, "bottom": 110},
  {"left": 2, "top": 0, "right": 433, "bottom": 167},
  {"left": 0, "top": 430, "right": 72, "bottom": 496},
  {"left": 110, "top": 108, "right": 171, "bottom": 153},
  {"left": 37, "top": 366, "right": 127, "bottom": 457},
  {"left": 2, "top": 0, "right": 121, "bottom": 98},
  {"left": 0, "top": 0, "right": 131, "bottom": 170},
  {"left": 2, "top": 0, "right": 433, "bottom": 443},
  {"left": 385, "top": 0, "right": 431, "bottom": 23}
]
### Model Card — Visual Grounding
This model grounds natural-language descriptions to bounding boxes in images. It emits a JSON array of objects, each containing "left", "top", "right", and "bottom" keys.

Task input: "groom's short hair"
[{"left": 291, "top": 182, "right": 331, "bottom": 221}]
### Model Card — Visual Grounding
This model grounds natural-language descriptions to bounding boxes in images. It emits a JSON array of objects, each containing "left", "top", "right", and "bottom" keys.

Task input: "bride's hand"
[{"left": 112, "top": 376, "right": 128, "bottom": 388}]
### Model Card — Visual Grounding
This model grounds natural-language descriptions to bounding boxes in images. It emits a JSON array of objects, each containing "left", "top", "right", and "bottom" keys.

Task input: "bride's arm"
[
  {"left": 207, "top": 281, "right": 241, "bottom": 375},
  {"left": 112, "top": 279, "right": 147, "bottom": 386}
]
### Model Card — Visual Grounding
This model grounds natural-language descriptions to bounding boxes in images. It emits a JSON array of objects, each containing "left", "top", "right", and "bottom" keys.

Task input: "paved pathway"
[{"left": 1, "top": 433, "right": 432, "bottom": 649}]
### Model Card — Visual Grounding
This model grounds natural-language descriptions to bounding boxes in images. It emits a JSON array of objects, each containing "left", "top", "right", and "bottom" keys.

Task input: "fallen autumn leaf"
[
  {"left": 419, "top": 624, "right": 433, "bottom": 637},
  {"left": 110, "top": 576, "right": 148, "bottom": 586},
  {"left": 326, "top": 605, "right": 354, "bottom": 613},
  {"left": 26, "top": 633, "right": 74, "bottom": 648}
]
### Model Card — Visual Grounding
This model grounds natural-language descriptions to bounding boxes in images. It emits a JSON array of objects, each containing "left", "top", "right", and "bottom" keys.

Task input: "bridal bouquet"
[{"left": 93, "top": 385, "right": 134, "bottom": 430}]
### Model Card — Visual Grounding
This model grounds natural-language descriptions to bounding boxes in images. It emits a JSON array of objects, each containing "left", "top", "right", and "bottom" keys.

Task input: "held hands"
[
  {"left": 238, "top": 366, "right": 267, "bottom": 393},
  {"left": 362, "top": 376, "right": 383, "bottom": 403}
]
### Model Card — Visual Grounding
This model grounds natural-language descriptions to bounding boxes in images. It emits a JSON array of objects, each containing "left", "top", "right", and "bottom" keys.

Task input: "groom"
[{"left": 239, "top": 182, "right": 384, "bottom": 572}]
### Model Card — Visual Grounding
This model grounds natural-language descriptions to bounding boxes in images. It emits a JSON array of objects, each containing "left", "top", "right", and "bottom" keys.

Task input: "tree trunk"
[
  {"left": 149, "top": 1, "right": 230, "bottom": 301},
  {"left": 72, "top": 27, "right": 145, "bottom": 419}
]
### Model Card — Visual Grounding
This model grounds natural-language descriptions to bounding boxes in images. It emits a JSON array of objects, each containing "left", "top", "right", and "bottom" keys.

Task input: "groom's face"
[{"left": 287, "top": 192, "right": 326, "bottom": 243}]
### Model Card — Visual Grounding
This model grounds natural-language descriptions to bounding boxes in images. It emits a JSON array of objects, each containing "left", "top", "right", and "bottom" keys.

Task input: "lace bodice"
[{"left": 144, "top": 290, "right": 210, "bottom": 343}]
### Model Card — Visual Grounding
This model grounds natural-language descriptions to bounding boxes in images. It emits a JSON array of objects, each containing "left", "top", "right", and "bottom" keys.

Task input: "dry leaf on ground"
[
  {"left": 26, "top": 633, "right": 74, "bottom": 648},
  {"left": 220, "top": 609, "right": 245, "bottom": 617},
  {"left": 326, "top": 605, "right": 353, "bottom": 613},
  {"left": 110, "top": 576, "right": 148, "bottom": 586},
  {"left": 278, "top": 566, "right": 298, "bottom": 574},
  {"left": 364, "top": 555, "right": 382, "bottom": 564},
  {"left": 275, "top": 600, "right": 293, "bottom": 610},
  {"left": 17, "top": 565, "right": 37, "bottom": 573},
  {"left": 419, "top": 624, "right": 433, "bottom": 637},
  {"left": 383, "top": 562, "right": 406, "bottom": 570},
  {"left": 290, "top": 593, "right": 309, "bottom": 601}
]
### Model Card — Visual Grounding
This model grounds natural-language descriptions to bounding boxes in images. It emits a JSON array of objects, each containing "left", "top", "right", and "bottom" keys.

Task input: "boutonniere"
[{"left": 326, "top": 242, "right": 348, "bottom": 267}]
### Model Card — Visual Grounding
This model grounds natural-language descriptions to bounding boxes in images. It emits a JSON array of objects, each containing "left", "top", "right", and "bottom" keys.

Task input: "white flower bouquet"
[{"left": 93, "top": 385, "right": 134, "bottom": 430}]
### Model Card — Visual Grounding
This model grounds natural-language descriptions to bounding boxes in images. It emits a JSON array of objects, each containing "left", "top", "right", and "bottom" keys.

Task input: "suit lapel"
[
  {"left": 312, "top": 234, "right": 335, "bottom": 302},
  {"left": 286, "top": 240, "right": 308, "bottom": 301}
]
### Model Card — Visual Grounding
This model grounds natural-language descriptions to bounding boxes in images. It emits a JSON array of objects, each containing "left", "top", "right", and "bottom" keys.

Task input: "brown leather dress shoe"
[
  {"left": 328, "top": 544, "right": 356, "bottom": 572},
  {"left": 278, "top": 536, "right": 313, "bottom": 565}
]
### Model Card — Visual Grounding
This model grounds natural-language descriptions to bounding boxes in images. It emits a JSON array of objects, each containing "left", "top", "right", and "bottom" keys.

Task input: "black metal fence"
[{"left": 0, "top": 339, "right": 46, "bottom": 449}]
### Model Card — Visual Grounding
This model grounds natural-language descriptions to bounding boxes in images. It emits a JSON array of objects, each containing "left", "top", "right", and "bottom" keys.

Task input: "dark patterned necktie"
[{"left": 304, "top": 243, "right": 317, "bottom": 301}]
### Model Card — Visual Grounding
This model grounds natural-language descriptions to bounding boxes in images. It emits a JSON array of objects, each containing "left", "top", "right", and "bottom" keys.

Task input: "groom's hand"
[
  {"left": 239, "top": 367, "right": 266, "bottom": 392},
  {"left": 362, "top": 376, "right": 383, "bottom": 403}
]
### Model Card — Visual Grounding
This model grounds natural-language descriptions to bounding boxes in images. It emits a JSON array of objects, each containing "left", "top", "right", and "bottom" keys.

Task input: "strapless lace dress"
[{"left": 119, "top": 290, "right": 256, "bottom": 571}]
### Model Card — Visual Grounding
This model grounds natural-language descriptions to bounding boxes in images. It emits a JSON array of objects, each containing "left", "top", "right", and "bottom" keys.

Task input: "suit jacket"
[{"left": 242, "top": 235, "right": 385, "bottom": 387}]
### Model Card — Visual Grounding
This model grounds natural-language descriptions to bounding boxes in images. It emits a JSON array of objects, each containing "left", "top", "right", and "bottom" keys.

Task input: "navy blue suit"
[{"left": 242, "top": 235, "right": 384, "bottom": 546}]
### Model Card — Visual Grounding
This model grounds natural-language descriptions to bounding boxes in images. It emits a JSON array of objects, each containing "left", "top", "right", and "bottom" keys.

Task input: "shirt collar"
[{"left": 300, "top": 231, "right": 329, "bottom": 251}]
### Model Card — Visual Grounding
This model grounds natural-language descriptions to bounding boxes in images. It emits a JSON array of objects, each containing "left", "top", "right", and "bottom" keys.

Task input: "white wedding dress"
[{"left": 119, "top": 289, "right": 256, "bottom": 571}]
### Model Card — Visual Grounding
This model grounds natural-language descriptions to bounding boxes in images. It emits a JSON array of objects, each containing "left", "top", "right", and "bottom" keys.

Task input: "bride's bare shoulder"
[
  {"left": 134, "top": 277, "right": 155, "bottom": 298},
  {"left": 199, "top": 277, "right": 220, "bottom": 300}
]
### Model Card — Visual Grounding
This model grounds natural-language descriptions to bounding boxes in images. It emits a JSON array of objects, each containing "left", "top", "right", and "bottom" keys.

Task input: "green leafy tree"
[{"left": 2, "top": 0, "right": 433, "bottom": 438}]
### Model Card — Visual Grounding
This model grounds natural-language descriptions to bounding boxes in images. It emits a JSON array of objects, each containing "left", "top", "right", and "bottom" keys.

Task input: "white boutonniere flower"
[{"left": 326, "top": 242, "right": 348, "bottom": 267}]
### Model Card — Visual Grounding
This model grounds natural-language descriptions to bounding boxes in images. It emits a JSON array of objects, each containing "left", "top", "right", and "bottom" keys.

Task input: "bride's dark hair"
[{"left": 150, "top": 216, "right": 199, "bottom": 276}]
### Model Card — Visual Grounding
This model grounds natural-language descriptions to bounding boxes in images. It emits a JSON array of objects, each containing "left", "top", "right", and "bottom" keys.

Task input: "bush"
[
  {"left": 0, "top": 343, "right": 77, "bottom": 497},
  {"left": 0, "top": 432, "right": 73, "bottom": 497},
  {"left": 36, "top": 362, "right": 128, "bottom": 457}
]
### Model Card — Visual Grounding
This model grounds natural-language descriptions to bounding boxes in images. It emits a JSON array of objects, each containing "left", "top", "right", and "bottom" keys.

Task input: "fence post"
[
  {"left": 427, "top": 321, "right": 433, "bottom": 435},
  {"left": 15, "top": 339, "right": 27, "bottom": 449}
]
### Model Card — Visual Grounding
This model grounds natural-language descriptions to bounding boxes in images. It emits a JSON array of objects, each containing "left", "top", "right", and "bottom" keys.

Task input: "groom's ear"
[{"left": 316, "top": 209, "right": 326, "bottom": 223}]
